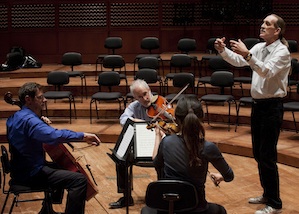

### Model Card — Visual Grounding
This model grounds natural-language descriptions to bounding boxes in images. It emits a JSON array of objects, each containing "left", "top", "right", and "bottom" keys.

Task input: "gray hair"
[{"left": 130, "top": 79, "right": 150, "bottom": 96}]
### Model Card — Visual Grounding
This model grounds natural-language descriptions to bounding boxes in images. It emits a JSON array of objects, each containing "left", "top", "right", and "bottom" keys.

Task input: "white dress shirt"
[
  {"left": 119, "top": 100, "right": 151, "bottom": 126},
  {"left": 220, "top": 39, "right": 291, "bottom": 99}
]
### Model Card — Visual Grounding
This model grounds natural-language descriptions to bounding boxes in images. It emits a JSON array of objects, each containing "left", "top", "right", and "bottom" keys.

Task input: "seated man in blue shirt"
[{"left": 6, "top": 82, "right": 101, "bottom": 214}]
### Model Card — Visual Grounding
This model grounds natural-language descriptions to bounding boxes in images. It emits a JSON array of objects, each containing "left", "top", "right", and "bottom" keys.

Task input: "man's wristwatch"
[{"left": 244, "top": 52, "right": 252, "bottom": 61}]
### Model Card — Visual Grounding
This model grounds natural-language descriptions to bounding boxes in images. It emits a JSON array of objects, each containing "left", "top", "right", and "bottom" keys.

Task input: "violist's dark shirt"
[{"left": 153, "top": 134, "right": 234, "bottom": 212}]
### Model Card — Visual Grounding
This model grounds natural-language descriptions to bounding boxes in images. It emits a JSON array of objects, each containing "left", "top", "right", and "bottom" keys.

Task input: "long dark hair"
[
  {"left": 272, "top": 14, "right": 288, "bottom": 47},
  {"left": 175, "top": 96, "right": 205, "bottom": 167}
]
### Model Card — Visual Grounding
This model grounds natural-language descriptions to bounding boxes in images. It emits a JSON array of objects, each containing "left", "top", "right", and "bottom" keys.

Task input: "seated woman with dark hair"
[{"left": 152, "top": 96, "right": 234, "bottom": 213}]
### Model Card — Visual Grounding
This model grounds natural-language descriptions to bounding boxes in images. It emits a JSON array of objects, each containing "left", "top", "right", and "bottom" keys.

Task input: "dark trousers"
[
  {"left": 251, "top": 98, "right": 283, "bottom": 209},
  {"left": 116, "top": 164, "right": 132, "bottom": 196},
  {"left": 30, "top": 165, "right": 87, "bottom": 214}
]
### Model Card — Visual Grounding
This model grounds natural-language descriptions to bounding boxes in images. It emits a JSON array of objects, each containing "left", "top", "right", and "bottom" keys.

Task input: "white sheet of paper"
[
  {"left": 116, "top": 124, "right": 134, "bottom": 158},
  {"left": 135, "top": 123, "right": 156, "bottom": 158}
]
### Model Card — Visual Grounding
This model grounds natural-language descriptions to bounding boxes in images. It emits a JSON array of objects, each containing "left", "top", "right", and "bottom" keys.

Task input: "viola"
[
  {"left": 147, "top": 95, "right": 175, "bottom": 120},
  {"left": 146, "top": 120, "right": 179, "bottom": 135}
]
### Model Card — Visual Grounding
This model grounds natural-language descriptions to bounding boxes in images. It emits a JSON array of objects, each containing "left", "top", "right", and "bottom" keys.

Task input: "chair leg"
[
  {"left": 73, "top": 97, "right": 77, "bottom": 119},
  {"left": 1, "top": 193, "right": 10, "bottom": 214},
  {"left": 291, "top": 112, "right": 298, "bottom": 133},
  {"left": 39, "top": 191, "right": 55, "bottom": 214},
  {"left": 133, "top": 59, "right": 138, "bottom": 76},
  {"left": 69, "top": 97, "right": 72, "bottom": 124},
  {"left": 9, "top": 195, "right": 18, "bottom": 214},
  {"left": 95, "top": 101, "right": 99, "bottom": 119},
  {"left": 90, "top": 99, "right": 94, "bottom": 124},
  {"left": 80, "top": 77, "right": 83, "bottom": 103},
  {"left": 235, "top": 102, "right": 241, "bottom": 132},
  {"left": 228, "top": 102, "right": 231, "bottom": 131},
  {"left": 204, "top": 102, "right": 210, "bottom": 125}
]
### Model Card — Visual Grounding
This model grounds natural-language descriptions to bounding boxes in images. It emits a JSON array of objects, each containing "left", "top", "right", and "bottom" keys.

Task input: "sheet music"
[
  {"left": 116, "top": 124, "right": 134, "bottom": 158},
  {"left": 135, "top": 123, "right": 156, "bottom": 158}
]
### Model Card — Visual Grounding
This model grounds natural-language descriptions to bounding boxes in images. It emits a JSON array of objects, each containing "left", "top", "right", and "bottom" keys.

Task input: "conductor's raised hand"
[
  {"left": 214, "top": 37, "right": 226, "bottom": 53},
  {"left": 83, "top": 133, "right": 101, "bottom": 146},
  {"left": 229, "top": 39, "right": 249, "bottom": 57}
]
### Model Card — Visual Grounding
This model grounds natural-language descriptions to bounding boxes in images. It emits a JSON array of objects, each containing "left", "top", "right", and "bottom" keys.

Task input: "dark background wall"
[{"left": 0, "top": 0, "right": 298, "bottom": 63}]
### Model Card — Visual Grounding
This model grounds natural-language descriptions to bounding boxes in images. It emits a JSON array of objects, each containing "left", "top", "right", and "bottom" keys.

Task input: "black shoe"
[{"left": 109, "top": 196, "right": 134, "bottom": 209}]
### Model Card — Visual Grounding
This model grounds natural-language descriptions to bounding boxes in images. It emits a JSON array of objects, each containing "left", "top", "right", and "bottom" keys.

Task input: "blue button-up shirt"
[{"left": 6, "top": 106, "right": 84, "bottom": 182}]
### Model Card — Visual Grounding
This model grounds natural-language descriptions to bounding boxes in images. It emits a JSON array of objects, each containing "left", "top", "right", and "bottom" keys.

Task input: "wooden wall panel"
[{"left": 0, "top": 0, "right": 299, "bottom": 64}]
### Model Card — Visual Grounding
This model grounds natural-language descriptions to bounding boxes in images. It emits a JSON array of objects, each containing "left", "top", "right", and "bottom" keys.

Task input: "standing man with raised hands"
[{"left": 214, "top": 14, "right": 291, "bottom": 214}]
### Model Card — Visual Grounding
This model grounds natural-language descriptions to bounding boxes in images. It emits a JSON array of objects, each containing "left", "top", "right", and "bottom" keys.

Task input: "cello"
[{"left": 4, "top": 92, "right": 98, "bottom": 201}]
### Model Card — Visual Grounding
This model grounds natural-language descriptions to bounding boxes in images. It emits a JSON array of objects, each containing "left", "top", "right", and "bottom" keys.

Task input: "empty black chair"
[
  {"left": 125, "top": 68, "right": 162, "bottom": 106},
  {"left": 101, "top": 54, "right": 128, "bottom": 93},
  {"left": 201, "top": 38, "right": 218, "bottom": 74},
  {"left": 90, "top": 71, "right": 125, "bottom": 123},
  {"left": 243, "top": 38, "right": 260, "bottom": 50},
  {"left": 287, "top": 40, "right": 298, "bottom": 53},
  {"left": 283, "top": 84, "right": 299, "bottom": 133},
  {"left": 232, "top": 38, "right": 259, "bottom": 96},
  {"left": 177, "top": 38, "right": 200, "bottom": 77},
  {"left": 1, "top": 145, "right": 55, "bottom": 214},
  {"left": 43, "top": 71, "right": 77, "bottom": 123},
  {"left": 288, "top": 58, "right": 299, "bottom": 97},
  {"left": 233, "top": 66, "right": 252, "bottom": 97},
  {"left": 133, "top": 37, "right": 163, "bottom": 75},
  {"left": 165, "top": 72, "right": 196, "bottom": 103},
  {"left": 200, "top": 71, "right": 237, "bottom": 131},
  {"left": 164, "top": 54, "right": 193, "bottom": 94},
  {"left": 197, "top": 56, "right": 230, "bottom": 95},
  {"left": 177, "top": 38, "right": 196, "bottom": 54},
  {"left": 141, "top": 180, "right": 198, "bottom": 214},
  {"left": 135, "top": 68, "right": 163, "bottom": 94},
  {"left": 235, "top": 96, "right": 253, "bottom": 131},
  {"left": 61, "top": 52, "right": 87, "bottom": 102},
  {"left": 138, "top": 56, "right": 163, "bottom": 78},
  {"left": 95, "top": 37, "right": 123, "bottom": 79}
]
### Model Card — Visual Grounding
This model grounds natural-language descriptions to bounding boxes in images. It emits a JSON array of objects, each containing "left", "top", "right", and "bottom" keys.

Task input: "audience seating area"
[{"left": 1, "top": 37, "right": 299, "bottom": 169}]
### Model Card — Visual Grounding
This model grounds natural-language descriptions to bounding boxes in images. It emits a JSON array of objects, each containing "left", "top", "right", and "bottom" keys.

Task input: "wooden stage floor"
[
  {"left": 0, "top": 141, "right": 299, "bottom": 214},
  {"left": 1, "top": 60, "right": 299, "bottom": 213}
]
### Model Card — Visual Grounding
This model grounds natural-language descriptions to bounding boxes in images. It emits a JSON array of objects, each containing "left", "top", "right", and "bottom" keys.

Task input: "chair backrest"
[
  {"left": 290, "top": 58, "right": 299, "bottom": 79},
  {"left": 104, "top": 37, "right": 123, "bottom": 54},
  {"left": 243, "top": 38, "right": 260, "bottom": 50},
  {"left": 98, "top": 71, "right": 120, "bottom": 87},
  {"left": 144, "top": 180, "right": 198, "bottom": 213},
  {"left": 47, "top": 71, "right": 70, "bottom": 86},
  {"left": 1, "top": 145, "right": 10, "bottom": 175},
  {"left": 140, "top": 37, "right": 160, "bottom": 53},
  {"left": 210, "top": 71, "right": 234, "bottom": 94},
  {"left": 173, "top": 73, "right": 195, "bottom": 93},
  {"left": 1, "top": 145, "right": 10, "bottom": 193},
  {"left": 102, "top": 55, "right": 125, "bottom": 70},
  {"left": 177, "top": 38, "right": 196, "bottom": 54},
  {"left": 287, "top": 40, "right": 298, "bottom": 53},
  {"left": 135, "top": 68, "right": 159, "bottom": 84},
  {"left": 208, "top": 56, "right": 230, "bottom": 71},
  {"left": 170, "top": 54, "right": 192, "bottom": 69},
  {"left": 61, "top": 52, "right": 82, "bottom": 71},
  {"left": 207, "top": 38, "right": 217, "bottom": 54},
  {"left": 138, "top": 56, "right": 159, "bottom": 70}
]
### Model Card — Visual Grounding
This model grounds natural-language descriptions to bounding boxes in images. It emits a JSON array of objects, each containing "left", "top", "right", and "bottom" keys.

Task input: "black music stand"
[{"left": 107, "top": 119, "right": 156, "bottom": 213}]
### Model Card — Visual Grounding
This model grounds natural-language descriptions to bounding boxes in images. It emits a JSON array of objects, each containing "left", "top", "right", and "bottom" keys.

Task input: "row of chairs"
[
  {"left": 44, "top": 38, "right": 299, "bottom": 128},
  {"left": 43, "top": 66, "right": 299, "bottom": 133}
]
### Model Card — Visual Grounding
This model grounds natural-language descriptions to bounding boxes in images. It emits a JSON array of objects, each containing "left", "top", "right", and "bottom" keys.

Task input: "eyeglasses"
[{"left": 35, "top": 95, "right": 45, "bottom": 100}]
